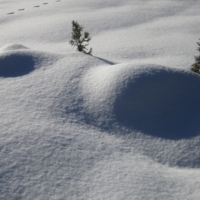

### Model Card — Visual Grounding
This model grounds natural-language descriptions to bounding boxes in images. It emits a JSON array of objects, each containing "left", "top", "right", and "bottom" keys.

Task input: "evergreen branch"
[{"left": 69, "top": 20, "right": 93, "bottom": 55}]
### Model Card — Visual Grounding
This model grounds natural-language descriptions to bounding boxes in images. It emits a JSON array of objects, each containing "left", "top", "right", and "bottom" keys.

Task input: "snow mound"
[
  {"left": 0, "top": 45, "right": 63, "bottom": 78},
  {"left": 0, "top": 44, "right": 29, "bottom": 52},
  {"left": 0, "top": 51, "right": 35, "bottom": 77},
  {"left": 114, "top": 66, "right": 200, "bottom": 140},
  {"left": 81, "top": 64, "right": 200, "bottom": 168},
  {"left": 82, "top": 64, "right": 200, "bottom": 140}
]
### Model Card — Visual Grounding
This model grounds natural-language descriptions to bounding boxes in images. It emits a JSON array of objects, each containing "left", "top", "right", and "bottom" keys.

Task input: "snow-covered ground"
[{"left": 1, "top": 0, "right": 200, "bottom": 199}]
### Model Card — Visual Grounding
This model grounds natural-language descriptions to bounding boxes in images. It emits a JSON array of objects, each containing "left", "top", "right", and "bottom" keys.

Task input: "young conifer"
[
  {"left": 69, "top": 21, "right": 92, "bottom": 55},
  {"left": 191, "top": 39, "right": 200, "bottom": 73}
]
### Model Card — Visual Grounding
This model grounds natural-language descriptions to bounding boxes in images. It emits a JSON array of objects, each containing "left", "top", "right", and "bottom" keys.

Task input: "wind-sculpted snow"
[
  {"left": 81, "top": 64, "right": 200, "bottom": 167},
  {"left": 0, "top": 49, "right": 200, "bottom": 199},
  {"left": 0, "top": 51, "right": 34, "bottom": 77},
  {"left": 0, "top": 44, "right": 29, "bottom": 52},
  {"left": 1, "top": 0, "right": 200, "bottom": 199},
  {"left": 0, "top": 44, "right": 63, "bottom": 77},
  {"left": 113, "top": 66, "right": 200, "bottom": 140}
]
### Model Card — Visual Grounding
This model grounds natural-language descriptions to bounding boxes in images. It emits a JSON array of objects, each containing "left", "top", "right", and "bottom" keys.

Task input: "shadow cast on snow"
[
  {"left": 94, "top": 56, "right": 116, "bottom": 65},
  {"left": 0, "top": 53, "right": 34, "bottom": 77},
  {"left": 113, "top": 70, "right": 200, "bottom": 140}
]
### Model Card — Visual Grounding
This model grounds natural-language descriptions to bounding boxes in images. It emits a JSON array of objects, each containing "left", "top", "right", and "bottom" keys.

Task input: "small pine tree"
[
  {"left": 191, "top": 39, "right": 200, "bottom": 73},
  {"left": 69, "top": 21, "right": 92, "bottom": 55}
]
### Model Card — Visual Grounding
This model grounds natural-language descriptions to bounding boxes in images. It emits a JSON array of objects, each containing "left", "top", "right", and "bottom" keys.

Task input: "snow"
[{"left": 0, "top": 0, "right": 200, "bottom": 199}]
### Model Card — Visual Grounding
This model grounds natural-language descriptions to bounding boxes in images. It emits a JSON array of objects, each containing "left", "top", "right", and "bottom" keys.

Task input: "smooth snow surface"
[
  {"left": 1, "top": 0, "right": 200, "bottom": 199},
  {"left": 82, "top": 64, "right": 200, "bottom": 138}
]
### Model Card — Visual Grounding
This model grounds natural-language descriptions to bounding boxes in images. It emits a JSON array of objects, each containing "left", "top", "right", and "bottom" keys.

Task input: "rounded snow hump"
[
  {"left": 0, "top": 44, "right": 34, "bottom": 77},
  {"left": 0, "top": 44, "right": 62, "bottom": 78},
  {"left": 82, "top": 64, "right": 200, "bottom": 140}
]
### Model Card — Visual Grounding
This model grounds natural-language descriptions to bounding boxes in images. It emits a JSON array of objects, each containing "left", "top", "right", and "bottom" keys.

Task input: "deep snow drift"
[
  {"left": 1, "top": 0, "right": 200, "bottom": 199},
  {"left": 82, "top": 64, "right": 200, "bottom": 140}
]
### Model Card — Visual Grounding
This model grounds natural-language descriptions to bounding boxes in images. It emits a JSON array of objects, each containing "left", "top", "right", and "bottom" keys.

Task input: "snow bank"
[
  {"left": 113, "top": 65, "right": 200, "bottom": 140},
  {"left": 0, "top": 44, "right": 63, "bottom": 77},
  {"left": 82, "top": 64, "right": 200, "bottom": 139},
  {"left": 0, "top": 51, "right": 34, "bottom": 77},
  {"left": 1, "top": 0, "right": 200, "bottom": 198},
  {"left": 81, "top": 63, "right": 200, "bottom": 168}
]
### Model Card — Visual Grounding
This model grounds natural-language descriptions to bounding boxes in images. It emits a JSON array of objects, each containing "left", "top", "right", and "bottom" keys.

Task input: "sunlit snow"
[{"left": 0, "top": 0, "right": 200, "bottom": 199}]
